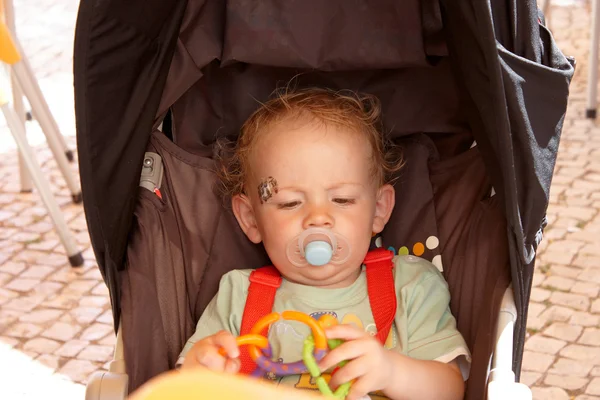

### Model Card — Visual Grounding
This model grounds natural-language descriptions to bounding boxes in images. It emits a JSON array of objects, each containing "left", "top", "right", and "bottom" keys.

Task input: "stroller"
[{"left": 73, "top": 0, "right": 574, "bottom": 399}]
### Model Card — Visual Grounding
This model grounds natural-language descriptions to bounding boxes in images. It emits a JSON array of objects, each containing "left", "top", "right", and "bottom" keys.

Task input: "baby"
[{"left": 178, "top": 88, "right": 471, "bottom": 400}]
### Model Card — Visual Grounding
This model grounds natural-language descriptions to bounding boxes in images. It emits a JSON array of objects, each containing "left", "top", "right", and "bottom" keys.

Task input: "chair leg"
[
  {"left": 3, "top": 0, "right": 74, "bottom": 165},
  {"left": 10, "top": 50, "right": 82, "bottom": 203},
  {"left": 4, "top": 0, "right": 33, "bottom": 192},
  {"left": 13, "top": 78, "right": 33, "bottom": 192},
  {"left": 587, "top": 0, "right": 600, "bottom": 118},
  {"left": 10, "top": 78, "right": 33, "bottom": 193},
  {"left": 28, "top": 107, "right": 75, "bottom": 162},
  {"left": 1, "top": 102, "right": 84, "bottom": 267},
  {"left": 18, "top": 152, "right": 33, "bottom": 193}
]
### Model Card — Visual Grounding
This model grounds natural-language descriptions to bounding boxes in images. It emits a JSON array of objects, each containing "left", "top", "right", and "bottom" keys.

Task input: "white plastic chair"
[{"left": 0, "top": 0, "right": 83, "bottom": 266}]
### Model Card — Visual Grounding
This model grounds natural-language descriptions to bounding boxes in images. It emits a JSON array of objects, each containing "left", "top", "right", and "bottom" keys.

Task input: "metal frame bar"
[
  {"left": 587, "top": 0, "right": 600, "bottom": 118},
  {"left": 3, "top": 0, "right": 32, "bottom": 192},
  {"left": 9, "top": 48, "right": 82, "bottom": 201},
  {"left": 2, "top": 0, "right": 79, "bottom": 196},
  {"left": 1, "top": 100, "right": 83, "bottom": 266},
  {"left": 1, "top": 3, "right": 83, "bottom": 266},
  {"left": 487, "top": 285, "right": 532, "bottom": 400},
  {"left": 85, "top": 320, "right": 129, "bottom": 400}
]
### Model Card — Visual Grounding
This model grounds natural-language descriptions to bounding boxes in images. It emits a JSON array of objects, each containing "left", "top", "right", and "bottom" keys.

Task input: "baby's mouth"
[{"left": 286, "top": 228, "right": 351, "bottom": 267}]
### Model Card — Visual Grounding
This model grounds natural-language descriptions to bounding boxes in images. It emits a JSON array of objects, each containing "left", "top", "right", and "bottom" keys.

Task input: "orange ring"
[
  {"left": 249, "top": 312, "right": 281, "bottom": 335},
  {"left": 281, "top": 311, "right": 327, "bottom": 350},
  {"left": 246, "top": 311, "right": 328, "bottom": 362},
  {"left": 218, "top": 334, "right": 269, "bottom": 356},
  {"left": 248, "top": 313, "right": 281, "bottom": 361},
  {"left": 236, "top": 334, "right": 269, "bottom": 349}
]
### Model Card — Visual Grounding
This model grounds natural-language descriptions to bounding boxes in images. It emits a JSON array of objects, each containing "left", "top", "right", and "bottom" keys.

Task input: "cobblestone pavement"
[
  {"left": 0, "top": 0, "right": 599, "bottom": 399},
  {"left": 520, "top": 2, "right": 600, "bottom": 398},
  {"left": 1, "top": 1, "right": 111, "bottom": 398}
]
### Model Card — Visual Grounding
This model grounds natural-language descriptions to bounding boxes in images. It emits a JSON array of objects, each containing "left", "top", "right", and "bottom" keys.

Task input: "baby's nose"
[{"left": 304, "top": 207, "right": 334, "bottom": 229}]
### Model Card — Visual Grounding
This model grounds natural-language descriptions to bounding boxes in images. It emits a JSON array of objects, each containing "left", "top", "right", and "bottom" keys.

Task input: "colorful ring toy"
[
  {"left": 222, "top": 312, "right": 353, "bottom": 398},
  {"left": 246, "top": 311, "right": 329, "bottom": 376},
  {"left": 302, "top": 315, "right": 352, "bottom": 399}
]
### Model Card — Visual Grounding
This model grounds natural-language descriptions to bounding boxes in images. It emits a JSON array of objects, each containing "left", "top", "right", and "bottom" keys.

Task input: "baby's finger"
[
  {"left": 213, "top": 330, "right": 240, "bottom": 358},
  {"left": 224, "top": 357, "right": 241, "bottom": 374},
  {"left": 181, "top": 353, "right": 202, "bottom": 370},
  {"left": 324, "top": 324, "right": 368, "bottom": 341},
  {"left": 319, "top": 339, "right": 368, "bottom": 371},
  {"left": 197, "top": 348, "right": 228, "bottom": 371},
  {"left": 346, "top": 379, "right": 373, "bottom": 400},
  {"left": 328, "top": 357, "right": 368, "bottom": 389}
]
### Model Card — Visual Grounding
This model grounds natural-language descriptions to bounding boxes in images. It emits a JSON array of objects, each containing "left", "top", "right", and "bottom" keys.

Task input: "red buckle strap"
[
  {"left": 237, "top": 249, "right": 396, "bottom": 374},
  {"left": 248, "top": 267, "right": 282, "bottom": 287},
  {"left": 363, "top": 249, "right": 396, "bottom": 345},
  {"left": 239, "top": 266, "right": 282, "bottom": 374},
  {"left": 363, "top": 248, "right": 395, "bottom": 264}
]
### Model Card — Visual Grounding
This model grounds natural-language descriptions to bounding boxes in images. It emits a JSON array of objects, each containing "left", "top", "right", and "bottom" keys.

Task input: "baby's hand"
[
  {"left": 182, "top": 330, "right": 241, "bottom": 374},
  {"left": 318, "top": 324, "right": 393, "bottom": 400}
]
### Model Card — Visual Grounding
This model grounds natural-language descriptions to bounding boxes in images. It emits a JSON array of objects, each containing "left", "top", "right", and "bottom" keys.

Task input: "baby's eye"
[
  {"left": 277, "top": 201, "right": 301, "bottom": 209},
  {"left": 333, "top": 198, "right": 356, "bottom": 205}
]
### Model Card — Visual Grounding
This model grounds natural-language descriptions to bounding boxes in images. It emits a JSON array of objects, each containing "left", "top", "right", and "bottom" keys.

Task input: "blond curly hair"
[{"left": 216, "top": 87, "right": 404, "bottom": 198}]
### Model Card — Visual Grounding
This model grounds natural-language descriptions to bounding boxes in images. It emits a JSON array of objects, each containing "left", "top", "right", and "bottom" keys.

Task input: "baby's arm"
[
  {"left": 386, "top": 258, "right": 470, "bottom": 399},
  {"left": 177, "top": 270, "right": 248, "bottom": 371},
  {"left": 321, "top": 258, "right": 470, "bottom": 399},
  {"left": 381, "top": 352, "right": 464, "bottom": 400}
]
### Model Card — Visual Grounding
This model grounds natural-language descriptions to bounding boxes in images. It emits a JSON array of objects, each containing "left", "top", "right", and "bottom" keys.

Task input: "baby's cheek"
[
  {"left": 349, "top": 229, "right": 373, "bottom": 255},
  {"left": 261, "top": 232, "right": 292, "bottom": 262}
]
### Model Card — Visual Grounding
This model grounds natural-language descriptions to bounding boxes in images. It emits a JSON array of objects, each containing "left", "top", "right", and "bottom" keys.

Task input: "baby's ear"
[
  {"left": 232, "top": 194, "right": 262, "bottom": 244},
  {"left": 372, "top": 184, "right": 396, "bottom": 234}
]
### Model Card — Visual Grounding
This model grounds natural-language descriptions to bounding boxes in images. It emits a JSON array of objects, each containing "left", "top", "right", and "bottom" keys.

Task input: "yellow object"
[
  {"left": 0, "top": 0, "right": 20, "bottom": 104},
  {"left": 317, "top": 314, "right": 338, "bottom": 328},
  {"left": 128, "top": 369, "right": 322, "bottom": 400},
  {"left": 0, "top": 0, "right": 21, "bottom": 65}
]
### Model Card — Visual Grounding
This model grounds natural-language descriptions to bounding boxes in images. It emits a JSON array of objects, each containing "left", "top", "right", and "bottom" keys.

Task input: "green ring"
[{"left": 302, "top": 335, "right": 352, "bottom": 399}]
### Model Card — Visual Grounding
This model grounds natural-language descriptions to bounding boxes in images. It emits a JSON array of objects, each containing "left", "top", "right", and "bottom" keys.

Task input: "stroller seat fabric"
[{"left": 122, "top": 128, "right": 508, "bottom": 399}]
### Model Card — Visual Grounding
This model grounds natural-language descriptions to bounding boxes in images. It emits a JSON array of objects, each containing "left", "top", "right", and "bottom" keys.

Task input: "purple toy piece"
[{"left": 250, "top": 344, "right": 328, "bottom": 377}]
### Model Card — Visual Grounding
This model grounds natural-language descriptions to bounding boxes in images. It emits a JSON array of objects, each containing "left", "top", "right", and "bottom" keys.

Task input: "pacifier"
[{"left": 286, "top": 227, "right": 351, "bottom": 267}]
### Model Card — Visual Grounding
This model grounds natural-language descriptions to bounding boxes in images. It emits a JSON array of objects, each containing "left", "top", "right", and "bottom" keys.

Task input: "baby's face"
[{"left": 233, "top": 119, "right": 395, "bottom": 288}]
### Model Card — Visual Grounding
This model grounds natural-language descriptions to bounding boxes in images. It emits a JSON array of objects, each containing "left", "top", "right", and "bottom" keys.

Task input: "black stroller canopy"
[{"left": 73, "top": 0, "right": 574, "bottom": 394}]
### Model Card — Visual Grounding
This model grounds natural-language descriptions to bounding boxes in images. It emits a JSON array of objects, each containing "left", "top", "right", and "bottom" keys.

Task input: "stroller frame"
[{"left": 73, "top": 0, "right": 574, "bottom": 399}]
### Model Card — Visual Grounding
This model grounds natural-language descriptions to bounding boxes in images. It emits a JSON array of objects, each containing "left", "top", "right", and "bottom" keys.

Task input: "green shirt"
[{"left": 179, "top": 255, "right": 471, "bottom": 398}]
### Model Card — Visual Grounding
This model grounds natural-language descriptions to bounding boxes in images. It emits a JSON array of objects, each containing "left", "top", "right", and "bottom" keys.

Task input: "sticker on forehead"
[{"left": 258, "top": 176, "right": 278, "bottom": 204}]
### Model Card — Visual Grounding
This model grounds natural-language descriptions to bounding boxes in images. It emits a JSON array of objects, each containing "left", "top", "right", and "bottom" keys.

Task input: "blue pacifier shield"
[{"left": 304, "top": 241, "right": 333, "bottom": 266}]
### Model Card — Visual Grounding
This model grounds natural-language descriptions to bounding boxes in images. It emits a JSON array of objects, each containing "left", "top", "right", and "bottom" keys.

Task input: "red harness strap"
[
  {"left": 363, "top": 248, "right": 397, "bottom": 344},
  {"left": 238, "top": 248, "right": 396, "bottom": 374},
  {"left": 238, "top": 265, "right": 282, "bottom": 374}
]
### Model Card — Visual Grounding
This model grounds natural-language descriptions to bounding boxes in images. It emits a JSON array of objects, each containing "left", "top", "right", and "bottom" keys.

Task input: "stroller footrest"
[{"left": 86, "top": 371, "right": 129, "bottom": 400}]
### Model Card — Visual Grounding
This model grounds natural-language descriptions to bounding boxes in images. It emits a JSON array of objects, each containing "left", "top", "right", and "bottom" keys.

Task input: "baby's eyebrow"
[
  {"left": 275, "top": 186, "right": 301, "bottom": 193},
  {"left": 276, "top": 182, "right": 364, "bottom": 192},
  {"left": 327, "top": 182, "right": 364, "bottom": 190}
]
